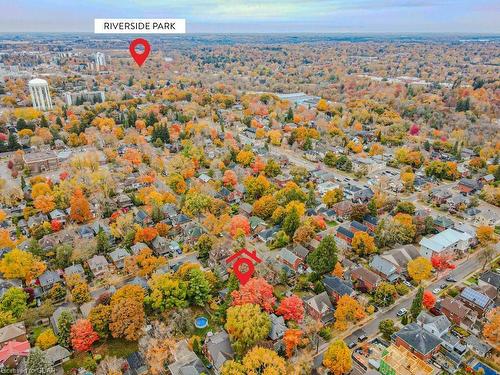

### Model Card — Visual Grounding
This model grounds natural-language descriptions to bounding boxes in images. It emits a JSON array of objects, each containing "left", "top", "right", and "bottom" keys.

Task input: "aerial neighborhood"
[{"left": 0, "top": 34, "right": 498, "bottom": 375}]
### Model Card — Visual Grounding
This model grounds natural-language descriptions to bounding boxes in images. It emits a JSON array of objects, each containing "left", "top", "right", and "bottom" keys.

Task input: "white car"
[
  {"left": 396, "top": 308, "right": 407, "bottom": 317},
  {"left": 432, "top": 288, "right": 441, "bottom": 294}
]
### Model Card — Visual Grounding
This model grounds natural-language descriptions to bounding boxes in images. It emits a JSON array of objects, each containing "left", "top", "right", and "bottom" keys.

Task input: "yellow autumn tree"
[
  {"left": 323, "top": 340, "right": 352, "bottom": 375},
  {"left": 407, "top": 257, "right": 433, "bottom": 283},
  {"left": 0, "top": 249, "right": 46, "bottom": 283}
]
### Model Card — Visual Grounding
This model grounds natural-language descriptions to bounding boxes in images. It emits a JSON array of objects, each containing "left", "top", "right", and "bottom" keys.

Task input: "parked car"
[
  {"left": 432, "top": 288, "right": 441, "bottom": 294},
  {"left": 440, "top": 283, "right": 447, "bottom": 289},
  {"left": 402, "top": 280, "right": 413, "bottom": 288},
  {"left": 446, "top": 276, "right": 457, "bottom": 282},
  {"left": 397, "top": 308, "right": 407, "bottom": 317}
]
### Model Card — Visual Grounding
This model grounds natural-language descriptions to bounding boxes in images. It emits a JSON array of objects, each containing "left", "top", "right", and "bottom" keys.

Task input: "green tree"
[
  {"left": 373, "top": 283, "right": 397, "bottom": 307},
  {"left": 57, "top": 311, "right": 74, "bottom": 348},
  {"left": 410, "top": 287, "right": 424, "bottom": 320},
  {"left": 264, "top": 159, "right": 281, "bottom": 178},
  {"left": 225, "top": 304, "right": 271, "bottom": 356},
  {"left": 186, "top": 269, "right": 212, "bottom": 306},
  {"left": 307, "top": 235, "right": 338, "bottom": 274},
  {"left": 0, "top": 287, "right": 28, "bottom": 319},
  {"left": 193, "top": 234, "right": 214, "bottom": 261},
  {"left": 96, "top": 229, "right": 111, "bottom": 253},
  {"left": 324, "top": 151, "right": 337, "bottom": 167},
  {"left": 379, "top": 319, "right": 398, "bottom": 341},
  {"left": 27, "top": 347, "right": 55, "bottom": 375},
  {"left": 283, "top": 208, "right": 300, "bottom": 237}
]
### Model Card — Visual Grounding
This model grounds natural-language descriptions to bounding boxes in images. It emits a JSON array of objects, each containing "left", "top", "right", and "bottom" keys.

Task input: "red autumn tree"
[
  {"left": 59, "top": 171, "right": 69, "bottom": 180},
  {"left": 70, "top": 319, "right": 99, "bottom": 352},
  {"left": 423, "top": 290, "right": 437, "bottom": 310},
  {"left": 51, "top": 220, "right": 62, "bottom": 232},
  {"left": 230, "top": 215, "right": 251, "bottom": 238},
  {"left": 251, "top": 157, "right": 265, "bottom": 174},
  {"left": 431, "top": 254, "right": 456, "bottom": 274},
  {"left": 70, "top": 188, "right": 92, "bottom": 223},
  {"left": 231, "top": 277, "right": 276, "bottom": 312},
  {"left": 276, "top": 294, "right": 305, "bottom": 322},
  {"left": 222, "top": 170, "right": 238, "bottom": 188}
]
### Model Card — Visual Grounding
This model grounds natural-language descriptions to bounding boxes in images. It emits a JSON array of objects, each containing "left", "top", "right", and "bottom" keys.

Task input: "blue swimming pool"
[
  {"left": 195, "top": 316, "right": 208, "bottom": 329},
  {"left": 474, "top": 362, "right": 498, "bottom": 375}
]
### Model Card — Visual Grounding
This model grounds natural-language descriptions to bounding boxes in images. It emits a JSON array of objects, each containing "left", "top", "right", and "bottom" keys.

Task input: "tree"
[
  {"left": 334, "top": 295, "right": 366, "bottom": 331},
  {"left": 410, "top": 287, "right": 424, "bottom": 320},
  {"left": 0, "top": 248, "right": 46, "bottom": 283},
  {"left": 231, "top": 277, "right": 276, "bottom": 312},
  {"left": 222, "top": 170, "right": 238, "bottom": 187},
  {"left": 34, "top": 194, "right": 55, "bottom": 214},
  {"left": 479, "top": 245, "right": 496, "bottom": 270},
  {"left": 423, "top": 290, "right": 436, "bottom": 310},
  {"left": 146, "top": 274, "right": 188, "bottom": 310},
  {"left": 0, "top": 310, "right": 15, "bottom": 328},
  {"left": 476, "top": 225, "right": 497, "bottom": 246},
  {"left": 96, "top": 229, "right": 111, "bottom": 253},
  {"left": 293, "top": 222, "right": 315, "bottom": 244},
  {"left": 482, "top": 307, "right": 499, "bottom": 346},
  {"left": 252, "top": 195, "right": 278, "bottom": 219},
  {"left": 307, "top": 235, "right": 338, "bottom": 274},
  {"left": 192, "top": 234, "right": 214, "bottom": 261},
  {"left": 323, "top": 339, "right": 352, "bottom": 375},
  {"left": 379, "top": 319, "right": 398, "bottom": 341},
  {"left": 225, "top": 304, "right": 271, "bottom": 356},
  {"left": 230, "top": 215, "right": 251, "bottom": 238},
  {"left": 71, "top": 282, "right": 91, "bottom": 305},
  {"left": 407, "top": 257, "right": 433, "bottom": 283},
  {"left": 124, "top": 248, "right": 167, "bottom": 277},
  {"left": 276, "top": 294, "right": 304, "bottom": 322},
  {"left": 352, "top": 231, "right": 377, "bottom": 256},
  {"left": 282, "top": 207, "right": 300, "bottom": 237},
  {"left": 350, "top": 203, "right": 369, "bottom": 222},
  {"left": 89, "top": 304, "right": 112, "bottom": 338},
  {"left": 36, "top": 328, "right": 58, "bottom": 350},
  {"left": 283, "top": 329, "right": 302, "bottom": 358},
  {"left": 134, "top": 227, "right": 159, "bottom": 243},
  {"left": 186, "top": 269, "right": 212, "bottom": 306},
  {"left": 323, "top": 188, "right": 344, "bottom": 208},
  {"left": 27, "top": 347, "right": 55, "bottom": 375},
  {"left": 431, "top": 254, "right": 456, "bottom": 275},
  {"left": 71, "top": 319, "right": 100, "bottom": 352},
  {"left": 374, "top": 282, "right": 397, "bottom": 307},
  {"left": 221, "top": 346, "right": 287, "bottom": 375},
  {"left": 70, "top": 188, "right": 92, "bottom": 223},
  {"left": 109, "top": 285, "right": 145, "bottom": 341},
  {"left": 395, "top": 201, "right": 416, "bottom": 215},
  {"left": 57, "top": 311, "right": 74, "bottom": 348},
  {"left": 264, "top": 159, "right": 281, "bottom": 177},
  {"left": 0, "top": 287, "right": 28, "bottom": 319},
  {"left": 333, "top": 262, "right": 344, "bottom": 278}
]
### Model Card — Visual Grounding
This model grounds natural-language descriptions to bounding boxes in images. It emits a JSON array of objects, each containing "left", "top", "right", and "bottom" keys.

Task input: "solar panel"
[{"left": 461, "top": 287, "right": 490, "bottom": 308}]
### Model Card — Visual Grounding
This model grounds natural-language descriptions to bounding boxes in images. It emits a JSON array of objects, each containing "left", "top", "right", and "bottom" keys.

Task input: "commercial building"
[
  {"left": 64, "top": 90, "right": 105, "bottom": 106},
  {"left": 419, "top": 228, "right": 472, "bottom": 258},
  {"left": 23, "top": 151, "right": 59, "bottom": 174}
]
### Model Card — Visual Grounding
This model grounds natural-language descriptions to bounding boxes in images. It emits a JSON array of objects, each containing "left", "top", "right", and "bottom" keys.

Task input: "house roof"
[
  {"left": 351, "top": 220, "right": 369, "bottom": 232},
  {"left": 417, "top": 311, "right": 451, "bottom": 335},
  {"left": 323, "top": 275, "right": 354, "bottom": 297},
  {"left": 44, "top": 344, "right": 70, "bottom": 364},
  {"left": 337, "top": 226, "right": 354, "bottom": 239},
  {"left": 64, "top": 264, "right": 84, "bottom": 276},
  {"left": 0, "top": 322, "right": 26, "bottom": 343},
  {"left": 351, "top": 267, "right": 381, "bottom": 286},
  {"left": 278, "top": 249, "right": 301, "bottom": 265},
  {"left": 38, "top": 270, "right": 61, "bottom": 287},
  {"left": 394, "top": 323, "right": 442, "bottom": 355},
  {"left": 205, "top": 331, "right": 234, "bottom": 371},
  {"left": 479, "top": 270, "right": 500, "bottom": 290},
  {"left": 419, "top": 228, "right": 471, "bottom": 253},
  {"left": 109, "top": 248, "right": 130, "bottom": 262},
  {"left": 305, "top": 291, "right": 334, "bottom": 315},
  {"left": 269, "top": 314, "right": 286, "bottom": 340},
  {"left": 440, "top": 297, "right": 472, "bottom": 319},
  {"left": 88, "top": 255, "right": 109, "bottom": 269},
  {"left": 370, "top": 255, "right": 397, "bottom": 277},
  {"left": 291, "top": 244, "right": 309, "bottom": 259},
  {"left": 460, "top": 287, "right": 492, "bottom": 309},
  {"left": 0, "top": 340, "right": 30, "bottom": 363}
]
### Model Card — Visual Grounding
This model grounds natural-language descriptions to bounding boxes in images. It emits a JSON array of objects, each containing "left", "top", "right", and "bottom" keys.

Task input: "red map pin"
[
  {"left": 226, "top": 249, "right": 262, "bottom": 285},
  {"left": 129, "top": 38, "right": 151, "bottom": 67}
]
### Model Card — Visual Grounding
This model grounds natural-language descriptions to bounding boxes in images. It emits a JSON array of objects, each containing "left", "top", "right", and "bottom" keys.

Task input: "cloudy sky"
[{"left": 1, "top": 0, "right": 499, "bottom": 33}]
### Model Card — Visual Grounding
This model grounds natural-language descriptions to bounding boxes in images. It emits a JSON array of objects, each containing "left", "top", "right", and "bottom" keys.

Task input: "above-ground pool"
[
  {"left": 474, "top": 362, "right": 498, "bottom": 375},
  {"left": 195, "top": 316, "right": 208, "bottom": 329}
]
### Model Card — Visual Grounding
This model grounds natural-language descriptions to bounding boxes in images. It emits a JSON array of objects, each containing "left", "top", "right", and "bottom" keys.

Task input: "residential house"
[
  {"left": 304, "top": 291, "right": 334, "bottom": 323},
  {"left": 351, "top": 267, "right": 381, "bottom": 292},
  {"left": 416, "top": 311, "right": 451, "bottom": 338},
  {"left": 323, "top": 275, "right": 354, "bottom": 302},
  {"left": 0, "top": 340, "right": 30, "bottom": 369},
  {"left": 419, "top": 228, "right": 471, "bottom": 259},
  {"left": 458, "top": 287, "right": 493, "bottom": 318},
  {"left": 433, "top": 216, "right": 454, "bottom": 232},
  {"left": 38, "top": 270, "right": 62, "bottom": 293},
  {"left": 64, "top": 264, "right": 85, "bottom": 278},
  {"left": 87, "top": 255, "right": 109, "bottom": 278},
  {"left": 331, "top": 201, "right": 352, "bottom": 219},
  {"left": 350, "top": 220, "right": 370, "bottom": 234},
  {"left": 370, "top": 255, "right": 399, "bottom": 283},
  {"left": 257, "top": 226, "right": 280, "bottom": 243},
  {"left": 478, "top": 270, "right": 500, "bottom": 291},
  {"left": 126, "top": 351, "right": 148, "bottom": 375},
  {"left": 378, "top": 344, "right": 435, "bottom": 375},
  {"left": 363, "top": 215, "right": 378, "bottom": 231},
  {"left": 276, "top": 249, "right": 306, "bottom": 273},
  {"left": 393, "top": 323, "right": 442, "bottom": 361},
  {"left": 457, "top": 178, "right": 482, "bottom": 195},
  {"left": 440, "top": 297, "right": 477, "bottom": 328},
  {"left": 151, "top": 236, "right": 169, "bottom": 256},
  {"left": 290, "top": 244, "right": 309, "bottom": 262},
  {"left": 130, "top": 242, "right": 149, "bottom": 255},
  {"left": 50, "top": 305, "right": 77, "bottom": 335},
  {"left": 380, "top": 245, "right": 420, "bottom": 274},
  {"left": 116, "top": 194, "right": 133, "bottom": 208},
  {"left": 464, "top": 335, "right": 493, "bottom": 358},
  {"left": 44, "top": 345, "right": 70, "bottom": 368},
  {"left": 48, "top": 209, "right": 67, "bottom": 224},
  {"left": 168, "top": 340, "right": 207, "bottom": 375},
  {"left": 204, "top": 330, "right": 235, "bottom": 374},
  {"left": 0, "top": 323, "right": 27, "bottom": 348},
  {"left": 109, "top": 248, "right": 130, "bottom": 269},
  {"left": 269, "top": 314, "right": 287, "bottom": 341},
  {"left": 336, "top": 226, "right": 354, "bottom": 246},
  {"left": 134, "top": 210, "right": 151, "bottom": 226},
  {"left": 429, "top": 188, "right": 452, "bottom": 205},
  {"left": 239, "top": 202, "right": 253, "bottom": 217},
  {"left": 23, "top": 150, "right": 59, "bottom": 173}
]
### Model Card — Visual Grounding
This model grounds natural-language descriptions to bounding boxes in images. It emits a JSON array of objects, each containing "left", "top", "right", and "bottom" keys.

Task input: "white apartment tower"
[
  {"left": 95, "top": 52, "right": 106, "bottom": 69},
  {"left": 28, "top": 78, "right": 53, "bottom": 111}
]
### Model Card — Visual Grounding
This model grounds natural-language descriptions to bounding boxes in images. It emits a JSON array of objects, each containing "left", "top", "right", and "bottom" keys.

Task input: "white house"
[{"left": 419, "top": 228, "right": 472, "bottom": 258}]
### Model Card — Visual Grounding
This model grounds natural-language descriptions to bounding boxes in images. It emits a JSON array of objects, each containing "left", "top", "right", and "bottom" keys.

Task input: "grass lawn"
[
  {"left": 31, "top": 326, "right": 46, "bottom": 341},
  {"left": 63, "top": 352, "right": 93, "bottom": 373},
  {"left": 93, "top": 338, "right": 138, "bottom": 358},
  {"left": 327, "top": 220, "right": 338, "bottom": 227}
]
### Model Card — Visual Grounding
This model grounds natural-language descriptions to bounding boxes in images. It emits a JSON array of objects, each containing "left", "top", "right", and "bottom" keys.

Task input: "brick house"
[
  {"left": 276, "top": 248, "right": 305, "bottom": 273},
  {"left": 336, "top": 226, "right": 354, "bottom": 245},
  {"left": 458, "top": 287, "right": 493, "bottom": 318},
  {"left": 351, "top": 267, "right": 381, "bottom": 292},
  {"left": 393, "top": 323, "right": 442, "bottom": 361},
  {"left": 304, "top": 291, "right": 334, "bottom": 323},
  {"left": 439, "top": 297, "right": 477, "bottom": 328},
  {"left": 0, "top": 323, "right": 27, "bottom": 348},
  {"left": 323, "top": 275, "right": 354, "bottom": 302}
]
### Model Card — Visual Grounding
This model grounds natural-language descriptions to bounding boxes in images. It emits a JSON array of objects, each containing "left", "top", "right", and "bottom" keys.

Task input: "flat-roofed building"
[{"left": 23, "top": 150, "right": 59, "bottom": 174}]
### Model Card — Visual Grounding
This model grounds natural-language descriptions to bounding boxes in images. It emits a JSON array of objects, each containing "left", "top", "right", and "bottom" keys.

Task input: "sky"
[{"left": 1, "top": 0, "right": 499, "bottom": 33}]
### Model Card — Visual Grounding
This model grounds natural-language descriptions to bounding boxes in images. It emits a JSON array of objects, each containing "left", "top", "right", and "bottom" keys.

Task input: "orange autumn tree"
[
  {"left": 229, "top": 215, "right": 251, "bottom": 238},
  {"left": 334, "top": 295, "right": 366, "bottom": 331},
  {"left": 482, "top": 307, "right": 499, "bottom": 348},
  {"left": 71, "top": 319, "right": 99, "bottom": 352},
  {"left": 283, "top": 329, "right": 302, "bottom": 358},
  {"left": 124, "top": 248, "right": 167, "bottom": 277},
  {"left": 231, "top": 277, "right": 276, "bottom": 313},
  {"left": 423, "top": 290, "right": 436, "bottom": 310},
  {"left": 34, "top": 194, "right": 55, "bottom": 214},
  {"left": 222, "top": 170, "right": 238, "bottom": 188},
  {"left": 276, "top": 294, "right": 304, "bottom": 322},
  {"left": 70, "top": 188, "right": 92, "bottom": 223},
  {"left": 332, "top": 262, "right": 344, "bottom": 278},
  {"left": 134, "top": 227, "right": 159, "bottom": 243}
]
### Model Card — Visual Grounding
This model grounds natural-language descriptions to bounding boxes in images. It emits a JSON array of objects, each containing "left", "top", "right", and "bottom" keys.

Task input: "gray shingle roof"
[
  {"left": 370, "top": 255, "right": 397, "bottom": 277},
  {"left": 394, "top": 323, "right": 442, "bottom": 355}
]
